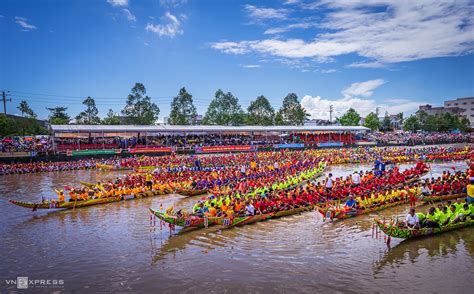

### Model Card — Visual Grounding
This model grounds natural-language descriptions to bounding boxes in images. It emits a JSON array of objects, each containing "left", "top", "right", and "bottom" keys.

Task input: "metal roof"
[{"left": 50, "top": 125, "right": 369, "bottom": 133}]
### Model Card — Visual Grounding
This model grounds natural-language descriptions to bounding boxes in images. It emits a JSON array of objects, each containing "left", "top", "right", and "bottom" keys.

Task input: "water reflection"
[{"left": 1, "top": 161, "right": 472, "bottom": 293}]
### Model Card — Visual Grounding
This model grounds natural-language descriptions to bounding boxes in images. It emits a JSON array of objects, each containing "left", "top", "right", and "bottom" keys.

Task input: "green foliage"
[
  {"left": 17, "top": 100, "right": 36, "bottom": 118},
  {"left": 274, "top": 111, "right": 284, "bottom": 125},
  {"left": 47, "top": 106, "right": 70, "bottom": 124},
  {"left": 169, "top": 87, "right": 197, "bottom": 125},
  {"left": 363, "top": 112, "right": 380, "bottom": 130},
  {"left": 403, "top": 111, "right": 469, "bottom": 132},
  {"left": 102, "top": 109, "right": 121, "bottom": 125},
  {"left": 246, "top": 95, "right": 274, "bottom": 125},
  {"left": 0, "top": 115, "right": 47, "bottom": 136},
  {"left": 337, "top": 108, "right": 361, "bottom": 126},
  {"left": 276, "top": 93, "right": 309, "bottom": 126},
  {"left": 202, "top": 89, "right": 245, "bottom": 125},
  {"left": 380, "top": 112, "right": 393, "bottom": 131},
  {"left": 76, "top": 96, "right": 100, "bottom": 124},
  {"left": 403, "top": 115, "right": 421, "bottom": 131},
  {"left": 121, "top": 83, "right": 160, "bottom": 125}
]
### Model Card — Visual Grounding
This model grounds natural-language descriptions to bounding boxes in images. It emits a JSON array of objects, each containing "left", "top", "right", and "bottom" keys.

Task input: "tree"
[
  {"left": 47, "top": 106, "right": 70, "bottom": 124},
  {"left": 17, "top": 100, "right": 36, "bottom": 118},
  {"left": 121, "top": 83, "right": 160, "bottom": 125},
  {"left": 276, "top": 93, "right": 309, "bottom": 125},
  {"left": 169, "top": 87, "right": 197, "bottom": 125},
  {"left": 403, "top": 115, "right": 421, "bottom": 132},
  {"left": 274, "top": 111, "right": 284, "bottom": 125},
  {"left": 102, "top": 109, "right": 121, "bottom": 125},
  {"left": 0, "top": 115, "right": 13, "bottom": 136},
  {"left": 337, "top": 108, "right": 360, "bottom": 126},
  {"left": 202, "top": 89, "right": 245, "bottom": 125},
  {"left": 247, "top": 95, "right": 275, "bottom": 125},
  {"left": 380, "top": 112, "right": 393, "bottom": 131},
  {"left": 458, "top": 116, "right": 470, "bottom": 132},
  {"left": 76, "top": 96, "right": 100, "bottom": 124},
  {"left": 363, "top": 112, "right": 380, "bottom": 131}
]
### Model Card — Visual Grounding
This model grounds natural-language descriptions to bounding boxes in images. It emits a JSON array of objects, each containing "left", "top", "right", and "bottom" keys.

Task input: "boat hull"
[{"left": 375, "top": 218, "right": 474, "bottom": 239}]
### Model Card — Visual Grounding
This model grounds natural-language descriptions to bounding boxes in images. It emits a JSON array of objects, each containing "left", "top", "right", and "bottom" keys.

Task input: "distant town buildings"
[
  {"left": 304, "top": 119, "right": 331, "bottom": 126},
  {"left": 419, "top": 96, "right": 474, "bottom": 126}
]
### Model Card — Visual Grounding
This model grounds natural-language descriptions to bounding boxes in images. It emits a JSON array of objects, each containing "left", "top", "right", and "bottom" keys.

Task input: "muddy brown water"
[{"left": 0, "top": 161, "right": 472, "bottom": 293}]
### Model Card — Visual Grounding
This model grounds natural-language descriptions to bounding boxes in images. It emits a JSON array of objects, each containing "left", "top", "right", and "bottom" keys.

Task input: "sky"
[{"left": 1, "top": 0, "right": 473, "bottom": 121}]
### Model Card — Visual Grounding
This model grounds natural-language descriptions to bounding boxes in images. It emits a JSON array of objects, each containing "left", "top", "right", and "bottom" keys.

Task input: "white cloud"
[
  {"left": 264, "top": 22, "right": 312, "bottom": 35},
  {"left": 122, "top": 9, "right": 136, "bottom": 22},
  {"left": 159, "top": 0, "right": 187, "bottom": 7},
  {"left": 283, "top": 0, "right": 300, "bottom": 5},
  {"left": 301, "top": 78, "right": 423, "bottom": 119},
  {"left": 319, "top": 68, "right": 337, "bottom": 73},
  {"left": 214, "top": 0, "right": 474, "bottom": 66},
  {"left": 15, "top": 16, "right": 37, "bottom": 31},
  {"left": 107, "top": 0, "right": 128, "bottom": 7},
  {"left": 240, "top": 64, "right": 261, "bottom": 68},
  {"left": 348, "top": 61, "right": 387, "bottom": 68},
  {"left": 301, "top": 96, "right": 424, "bottom": 119},
  {"left": 145, "top": 12, "right": 183, "bottom": 38},
  {"left": 244, "top": 4, "right": 289, "bottom": 20},
  {"left": 342, "top": 79, "right": 386, "bottom": 98}
]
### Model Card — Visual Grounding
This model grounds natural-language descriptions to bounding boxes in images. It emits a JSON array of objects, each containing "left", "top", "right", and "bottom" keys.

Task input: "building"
[
  {"left": 304, "top": 119, "right": 331, "bottom": 126},
  {"left": 418, "top": 104, "right": 464, "bottom": 116},
  {"left": 49, "top": 124, "right": 370, "bottom": 152},
  {"left": 444, "top": 97, "right": 474, "bottom": 125}
]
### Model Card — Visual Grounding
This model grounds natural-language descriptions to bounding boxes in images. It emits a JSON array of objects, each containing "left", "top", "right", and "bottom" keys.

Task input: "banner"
[
  {"left": 129, "top": 147, "right": 173, "bottom": 153},
  {"left": 195, "top": 145, "right": 256, "bottom": 153},
  {"left": 274, "top": 143, "right": 305, "bottom": 149},
  {"left": 355, "top": 141, "right": 377, "bottom": 146},
  {"left": 0, "top": 151, "right": 31, "bottom": 158},
  {"left": 317, "top": 142, "right": 343, "bottom": 147},
  {"left": 71, "top": 149, "right": 117, "bottom": 156}
]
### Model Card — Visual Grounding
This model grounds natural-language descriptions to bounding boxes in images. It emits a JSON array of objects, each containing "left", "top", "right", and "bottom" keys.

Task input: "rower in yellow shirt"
[{"left": 55, "top": 189, "right": 65, "bottom": 202}]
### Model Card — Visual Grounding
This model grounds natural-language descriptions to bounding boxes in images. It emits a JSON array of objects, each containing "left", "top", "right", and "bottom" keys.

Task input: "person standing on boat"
[
  {"left": 467, "top": 179, "right": 474, "bottom": 205},
  {"left": 405, "top": 208, "right": 420, "bottom": 228},
  {"left": 351, "top": 171, "right": 361, "bottom": 186},
  {"left": 245, "top": 201, "right": 255, "bottom": 216}
]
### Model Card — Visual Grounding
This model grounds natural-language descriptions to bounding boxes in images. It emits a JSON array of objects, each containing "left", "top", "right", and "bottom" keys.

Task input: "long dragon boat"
[
  {"left": 175, "top": 188, "right": 208, "bottom": 197},
  {"left": 97, "top": 164, "right": 132, "bottom": 171},
  {"left": 316, "top": 192, "right": 464, "bottom": 222},
  {"left": 316, "top": 200, "right": 409, "bottom": 221},
  {"left": 9, "top": 189, "right": 167, "bottom": 211},
  {"left": 421, "top": 193, "right": 465, "bottom": 203},
  {"left": 150, "top": 205, "right": 315, "bottom": 232},
  {"left": 374, "top": 218, "right": 474, "bottom": 239}
]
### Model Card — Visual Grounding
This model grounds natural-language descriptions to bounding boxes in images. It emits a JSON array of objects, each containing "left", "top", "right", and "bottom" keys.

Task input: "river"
[{"left": 0, "top": 161, "right": 472, "bottom": 293}]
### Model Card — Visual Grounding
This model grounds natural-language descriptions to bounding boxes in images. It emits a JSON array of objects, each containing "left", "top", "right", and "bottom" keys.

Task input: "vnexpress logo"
[
  {"left": 17, "top": 277, "right": 28, "bottom": 289},
  {"left": 5, "top": 277, "right": 64, "bottom": 289}
]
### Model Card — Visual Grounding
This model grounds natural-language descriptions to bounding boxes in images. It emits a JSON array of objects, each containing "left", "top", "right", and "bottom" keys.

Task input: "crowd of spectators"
[
  {"left": 362, "top": 131, "right": 473, "bottom": 146},
  {"left": 1, "top": 131, "right": 472, "bottom": 155},
  {"left": 0, "top": 136, "right": 52, "bottom": 153}
]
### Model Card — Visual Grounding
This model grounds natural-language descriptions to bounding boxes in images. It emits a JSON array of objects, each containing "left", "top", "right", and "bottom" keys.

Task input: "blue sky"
[{"left": 1, "top": 0, "right": 473, "bottom": 121}]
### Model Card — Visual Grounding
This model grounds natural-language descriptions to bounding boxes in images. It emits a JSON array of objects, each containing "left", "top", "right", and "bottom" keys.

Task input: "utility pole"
[
  {"left": 2, "top": 91, "right": 12, "bottom": 115},
  {"left": 329, "top": 105, "right": 333, "bottom": 124}
]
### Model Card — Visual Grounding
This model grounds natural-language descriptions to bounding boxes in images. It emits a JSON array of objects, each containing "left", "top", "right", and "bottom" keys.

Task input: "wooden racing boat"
[
  {"left": 214, "top": 205, "right": 315, "bottom": 229},
  {"left": 97, "top": 164, "right": 131, "bottom": 171},
  {"left": 316, "top": 200, "right": 409, "bottom": 221},
  {"left": 175, "top": 188, "right": 208, "bottom": 197},
  {"left": 374, "top": 218, "right": 474, "bottom": 239},
  {"left": 150, "top": 205, "right": 315, "bottom": 232},
  {"left": 9, "top": 189, "right": 167, "bottom": 210},
  {"left": 421, "top": 193, "right": 465, "bottom": 203}
]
